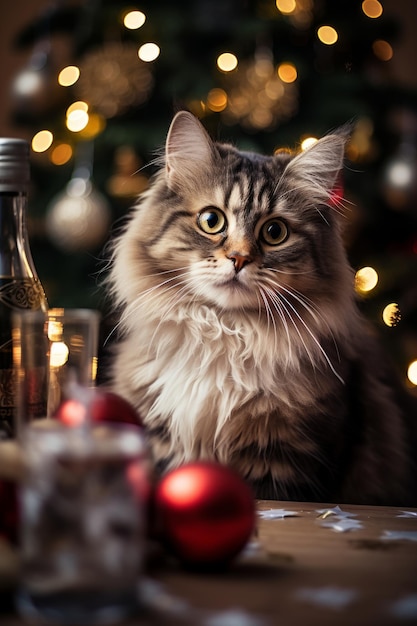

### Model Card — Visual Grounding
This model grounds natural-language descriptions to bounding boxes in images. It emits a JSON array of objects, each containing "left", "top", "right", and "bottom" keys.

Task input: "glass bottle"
[{"left": 0, "top": 138, "right": 48, "bottom": 437}]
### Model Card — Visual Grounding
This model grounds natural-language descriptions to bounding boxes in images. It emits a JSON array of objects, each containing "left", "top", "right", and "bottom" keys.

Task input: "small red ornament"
[
  {"left": 55, "top": 387, "right": 143, "bottom": 428},
  {"left": 154, "top": 461, "right": 255, "bottom": 568}
]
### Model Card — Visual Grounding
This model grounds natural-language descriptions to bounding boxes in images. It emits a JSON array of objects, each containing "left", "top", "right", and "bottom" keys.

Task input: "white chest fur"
[{"left": 116, "top": 303, "right": 334, "bottom": 463}]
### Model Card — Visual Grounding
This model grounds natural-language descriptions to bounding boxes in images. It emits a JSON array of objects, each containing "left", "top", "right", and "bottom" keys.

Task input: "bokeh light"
[
  {"left": 79, "top": 112, "right": 106, "bottom": 139},
  {"left": 301, "top": 136, "right": 318, "bottom": 151},
  {"left": 123, "top": 10, "right": 146, "bottom": 29},
  {"left": 362, "top": 0, "right": 383, "bottom": 18},
  {"left": 277, "top": 62, "right": 297, "bottom": 83},
  {"left": 206, "top": 88, "right": 228, "bottom": 112},
  {"left": 138, "top": 43, "right": 160, "bottom": 62},
  {"left": 355, "top": 266, "right": 379, "bottom": 293},
  {"left": 66, "top": 101, "right": 89, "bottom": 132},
  {"left": 58, "top": 66, "right": 80, "bottom": 87},
  {"left": 276, "top": 0, "right": 296, "bottom": 14},
  {"left": 50, "top": 143, "right": 73, "bottom": 166},
  {"left": 382, "top": 303, "right": 401, "bottom": 327},
  {"left": 50, "top": 341, "right": 69, "bottom": 367},
  {"left": 317, "top": 25, "right": 338, "bottom": 45},
  {"left": 372, "top": 40, "right": 393, "bottom": 61},
  {"left": 31, "top": 130, "right": 53, "bottom": 153},
  {"left": 407, "top": 360, "right": 417, "bottom": 386},
  {"left": 217, "top": 53, "right": 238, "bottom": 72}
]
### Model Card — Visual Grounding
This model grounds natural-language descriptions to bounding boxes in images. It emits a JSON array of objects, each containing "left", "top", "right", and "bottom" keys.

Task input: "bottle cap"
[{"left": 0, "top": 138, "right": 30, "bottom": 192}]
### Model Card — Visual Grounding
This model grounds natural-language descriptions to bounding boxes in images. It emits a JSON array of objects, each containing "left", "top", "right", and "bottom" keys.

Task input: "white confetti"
[
  {"left": 295, "top": 586, "right": 359, "bottom": 610},
  {"left": 397, "top": 511, "right": 417, "bottom": 519},
  {"left": 257, "top": 509, "right": 299, "bottom": 520},
  {"left": 240, "top": 540, "right": 262, "bottom": 557},
  {"left": 381, "top": 530, "right": 417, "bottom": 542},
  {"left": 316, "top": 505, "right": 358, "bottom": 519},
  {"left": 390, "top": 594, "right": 417, "bottom": 619},
  {"left": 320, "top": 518, "right": 364, "bottom": 533}
]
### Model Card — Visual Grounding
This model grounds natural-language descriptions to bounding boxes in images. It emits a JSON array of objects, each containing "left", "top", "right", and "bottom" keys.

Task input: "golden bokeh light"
[
  {"left": 372, "top": 39, "right": 393, "bottom": 61},
  {"left": 31, "top": 130, "right": 53, "bottom": 153},
  {"left": 138, "top": 43, "right": 160, "bottom": 62},
  {"left": 79, "top": 112, "right": 106, "bottom": 139},
  {"left": 317, "top": 25, "right": 338, "bottom": 45},
  {"left": 362, "top": 0, "right": 383, "bottom": 18},
  {"left": 382, "top": 303, "right": 401, "bottom": 327},
  {"left": 354, "top": 266, "right": 379, "bottom": 293},
  {"left": 207, "top": 88, "right": 228, "bottom": 112},
  {"left": 66, "top": 110, "right": 89, "bottom": 133},
  {"left": 277, "top": 62, "right": 297, "bottom": 83},
  {"left": 58, "top": 65, "right": 80, "bottom": 87},
  {"left": 217, "top": 52, "right": 238, "bottom": 72},
  {"left": 123, "top": 10, "right": 146, "bottom": 29},
  {"left": 50, "top": 341, "right": 69, "bottom": 368},
  {"left": 407, "top": 360, "right": 417, "bottom": 386},
  {"left": 276, "top": 0, "right": 296, "bottom": 14},
  {"left": 66, "top": 101, "right": 89, "bottom": 133},
  {"left": 66, "top": 101, "right": 88, "bottom": 116},
  {"left": 50, "top": 143, "right": 73, "bottom": 166},
  {"left": 301, "top": 136, "right": 318, "bottom": 151}
]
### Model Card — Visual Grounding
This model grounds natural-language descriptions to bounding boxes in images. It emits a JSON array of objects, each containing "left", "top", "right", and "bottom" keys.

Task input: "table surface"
[{"left": 2, "top": 499, "right": 417, "bottom": 626}]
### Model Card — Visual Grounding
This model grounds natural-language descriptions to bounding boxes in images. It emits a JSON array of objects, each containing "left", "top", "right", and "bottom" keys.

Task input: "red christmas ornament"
[
  {"left": 56, "top": 387, "right": 143, "bottom": 428},
  {"left": 154, "top": 461, "right": 255, "bottom": 568}
]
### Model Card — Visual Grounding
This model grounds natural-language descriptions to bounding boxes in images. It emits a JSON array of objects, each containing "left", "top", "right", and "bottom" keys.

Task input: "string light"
[
  {"left": 206, "top": 88, "right": 227, "bottom": 112},
  {"left": 78, "top": 112, "right": 106, "bottom": 139},
  {"left": 276, "top": 0, "right": 296, "bottom": 14},
  {"left": 58, "top": 66, "right": 80, "bottom": 87},
  {"left": 217, "top": 53, "right": 238, "bottom": 72},
  {"left": 362, "top": 0, "right": 383, "bottom": 18},
  {"left": 372, "top": 40, "right": 393, "bottom": 61},
  {"left": 301, "top": 136, "right": 318, "bottom": 150},
  {"left": 50, "top": 341, "right": 69, "bottom": 367},
  {"left": 277, "top": 62, "right": 297, "bottom": 83},
  {"left": 123, "top": 10, "right": 146, "bottom": 30},
  {"left": 31, "top": 130, "right": 53, "bottom": 153},
  {"left": 50, "top": 143, "right": 73, "bottom": 166},
  {"left": 355, "top": 266, "right": 378, "bottom": 293},
  {"left": 66, "top": 101, "right": 89, "bottom": 132},
  {"left": 317, "top": 26, "right": 338, "bottom": 45},
  {"left": 138, "top": 43, "right": 160, "bottom": 62},
  {"left": 407, "top": 360, "right": 417, "bottom": 386},
  {"left": 382, "top": 303, "right": 401, "bottom": 327}
]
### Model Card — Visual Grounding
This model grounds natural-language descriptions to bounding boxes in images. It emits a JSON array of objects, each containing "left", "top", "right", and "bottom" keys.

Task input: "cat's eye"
[
  {"left": 260, "top": 219, "right": 289, "bottom": 246},
  {"left": 197, "top": 207, "right": 227, "bottom": 235}
]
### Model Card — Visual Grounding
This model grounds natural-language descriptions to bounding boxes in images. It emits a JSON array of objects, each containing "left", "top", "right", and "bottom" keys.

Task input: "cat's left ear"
[
  {"left": 165, "top": 111, "right": 217, "bottom": 190},
  {"left": 283, "top": 126, "right": 350, "bottom": 195}
]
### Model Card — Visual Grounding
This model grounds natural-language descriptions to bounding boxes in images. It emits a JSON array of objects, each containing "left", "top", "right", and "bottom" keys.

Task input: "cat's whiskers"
[
  {"left": 259, "top": 285, "right": 292, "bottom": 364},
  {"left": 263, "top": 271, "right": 342, "bottom": 364},
  {"left": 276, "top": 289, "right": 343, "bottom": 383},
  {"left": 104, "top": 268, "right": 191, "bottom": 346},
  {"left": 257, "top": 286, "right": 279, "bottom": 355},
  {"left": 264, "top": 286, "right": 317, "bottom": 373},
  {"left": 145, "top": 280, "right": 196, "bottom": 362}
]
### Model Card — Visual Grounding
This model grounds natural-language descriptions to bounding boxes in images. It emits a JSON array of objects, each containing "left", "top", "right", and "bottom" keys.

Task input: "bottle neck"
[{"left": 0, "top": 190, "right": 36, "bottom": 280}]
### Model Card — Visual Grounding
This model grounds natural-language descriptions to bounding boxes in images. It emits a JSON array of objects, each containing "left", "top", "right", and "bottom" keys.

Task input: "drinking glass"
[
  {"left": 12, "top": 308, "right": 99, "bottom": 434},
  {"left": 17, "top": 421, "right": 148, "bottom": 624}
]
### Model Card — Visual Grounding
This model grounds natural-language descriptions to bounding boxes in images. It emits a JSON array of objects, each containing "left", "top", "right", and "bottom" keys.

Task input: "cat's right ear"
[{"left": 165, "top": 111, "right": 216, "bottom": 189}]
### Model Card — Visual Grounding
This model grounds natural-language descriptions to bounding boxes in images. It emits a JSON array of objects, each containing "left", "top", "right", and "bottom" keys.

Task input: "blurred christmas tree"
[{"left": 8, "top": 0, "right": 417, "bottom": 388}]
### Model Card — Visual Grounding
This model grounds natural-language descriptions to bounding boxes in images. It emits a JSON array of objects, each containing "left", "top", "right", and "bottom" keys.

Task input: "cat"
[{"left": 107, "top": 110, "right": 417, "bottom": 506}]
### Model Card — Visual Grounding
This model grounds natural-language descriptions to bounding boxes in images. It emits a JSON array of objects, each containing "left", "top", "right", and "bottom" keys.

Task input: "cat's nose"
[{"left": 227, "top": 252, "right": 253, "bottom": 273}]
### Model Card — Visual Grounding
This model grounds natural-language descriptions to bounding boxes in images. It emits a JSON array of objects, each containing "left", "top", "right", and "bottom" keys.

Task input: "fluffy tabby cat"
[{"left": 108, "top": 111, "right": 416, "bottom": 506}]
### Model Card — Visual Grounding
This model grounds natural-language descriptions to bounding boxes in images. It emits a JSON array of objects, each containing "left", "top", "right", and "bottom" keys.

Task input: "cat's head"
[{"left": 113, "top": 111, "right": 353, "bottom": 323}]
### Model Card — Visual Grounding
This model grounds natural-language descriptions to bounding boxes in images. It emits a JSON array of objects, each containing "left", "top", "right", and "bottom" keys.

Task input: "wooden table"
[{"left": 2, "top": 500, "right": 417, "bottom": 625}]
